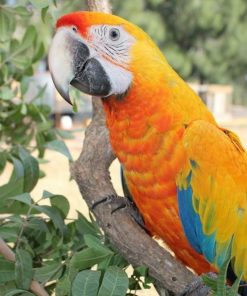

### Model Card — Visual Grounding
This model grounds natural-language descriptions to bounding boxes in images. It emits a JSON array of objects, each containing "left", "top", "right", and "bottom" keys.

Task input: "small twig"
[
  {"left": 16, "top": 205, "right": 33, "bottom": 249},
  {"left": 0, "top": 237, "right": 49, "bottom": 296}
]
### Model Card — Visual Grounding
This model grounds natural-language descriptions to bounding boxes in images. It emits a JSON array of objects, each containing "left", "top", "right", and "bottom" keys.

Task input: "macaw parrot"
[{"left": 48, "top": 11, "right": 247, "bottom": 288}]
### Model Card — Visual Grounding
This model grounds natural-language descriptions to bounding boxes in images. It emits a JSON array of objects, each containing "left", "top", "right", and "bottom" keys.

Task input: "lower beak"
[
  {"left": 49, "top": 28, "right": 112, "bottom": 104},
  {"left": 71, "top": 57, "right": 111, "bottom": 97}
]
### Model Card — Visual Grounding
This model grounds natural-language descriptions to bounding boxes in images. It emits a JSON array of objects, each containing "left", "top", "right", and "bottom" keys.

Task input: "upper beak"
[
  {"left": 48, "top": 27, "right": 112, "bottom": 104},
  {"left": 48, "top": 28, "right": 90, "bottom": 105}
]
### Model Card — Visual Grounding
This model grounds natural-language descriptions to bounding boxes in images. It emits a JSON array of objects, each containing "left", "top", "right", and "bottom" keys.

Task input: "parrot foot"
[
  {"left": 91, "top": 194, "right": 147, "bottom": 232},
  {"left": 181, "top": 272, "right": 217, "bottom": 296}
]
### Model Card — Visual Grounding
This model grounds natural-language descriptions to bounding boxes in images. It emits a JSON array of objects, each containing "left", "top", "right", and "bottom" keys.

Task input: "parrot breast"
[{"left": 102, "top": 79, "right": 216, "bottom": 274}]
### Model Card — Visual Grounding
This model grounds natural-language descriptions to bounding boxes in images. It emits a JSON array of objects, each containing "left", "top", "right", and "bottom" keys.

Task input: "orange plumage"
[
  {"left": 102, "top": 76, "right": 215, "bottom": 274},
  {"left": 54, "top": 12, "right": 247, "bottom": 281}
]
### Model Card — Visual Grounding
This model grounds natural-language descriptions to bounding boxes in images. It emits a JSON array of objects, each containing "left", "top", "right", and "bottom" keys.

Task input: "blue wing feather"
[{"left": 177, "top": 172, "right": 216, "bottom": 263}]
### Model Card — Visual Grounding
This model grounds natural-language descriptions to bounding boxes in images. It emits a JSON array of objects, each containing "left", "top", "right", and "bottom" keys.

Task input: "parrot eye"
[
  {"left": 72, "top": 26, "right": 78, "bottom": 33},
  {"left": 109, "top": 28, "right": 120, "bottom": 41}
]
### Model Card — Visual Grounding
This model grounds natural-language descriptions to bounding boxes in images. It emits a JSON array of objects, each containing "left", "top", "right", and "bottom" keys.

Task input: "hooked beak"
[{"left": 48, "top": 27, "right": 112, "bottom": 104}]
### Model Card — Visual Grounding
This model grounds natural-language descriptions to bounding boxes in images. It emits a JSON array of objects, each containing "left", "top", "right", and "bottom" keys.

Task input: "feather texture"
[
  {"left": 177, "top": 121, "right": 247, "bottom": 280},
  {"left": 57, "top": 11, "right": 247, "bottom": 282}
]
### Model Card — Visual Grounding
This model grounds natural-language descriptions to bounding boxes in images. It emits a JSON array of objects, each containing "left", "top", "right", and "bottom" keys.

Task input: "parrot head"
[{"left": 49, "top": 11, "right": 165, "bottom": 104}]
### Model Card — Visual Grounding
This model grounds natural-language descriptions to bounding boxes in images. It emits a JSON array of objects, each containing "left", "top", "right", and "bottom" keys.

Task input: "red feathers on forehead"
[{"left": 56, "top": 12, "right": 88, "bottom": 36}]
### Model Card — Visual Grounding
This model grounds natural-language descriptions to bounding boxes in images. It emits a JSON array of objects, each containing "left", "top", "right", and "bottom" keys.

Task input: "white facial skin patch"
[{"left": 88, "top": 25, "right": 135, "bottom": 96}]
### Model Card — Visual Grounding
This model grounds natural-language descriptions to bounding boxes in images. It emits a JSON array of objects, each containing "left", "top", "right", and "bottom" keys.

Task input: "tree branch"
[{"left": 71, "top": 1, "right": 211, "bottom": 295}]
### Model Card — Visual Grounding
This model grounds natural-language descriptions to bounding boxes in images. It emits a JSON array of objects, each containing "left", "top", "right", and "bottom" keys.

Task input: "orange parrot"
[{"left": 48, "top": 11, "right": 247, "bottom": 290}]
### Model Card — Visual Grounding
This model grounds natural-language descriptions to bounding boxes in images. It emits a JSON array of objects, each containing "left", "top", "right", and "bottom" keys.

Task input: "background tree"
[{"left": 113, "top": 0, "right": 247, "bottom": 104}]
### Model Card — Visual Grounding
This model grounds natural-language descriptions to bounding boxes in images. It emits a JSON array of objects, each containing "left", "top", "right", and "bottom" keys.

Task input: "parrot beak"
[{"left": 48, "top": 27, "right": 112, "bottom": 104}]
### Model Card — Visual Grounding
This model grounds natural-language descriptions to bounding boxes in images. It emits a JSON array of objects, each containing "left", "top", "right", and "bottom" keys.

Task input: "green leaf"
[
  {"left": 0, "top": 151, "right": 8, "bottom": 174},
  {"left": 7, "top": 26, "right": 36, "bottom": 70},
  {"left": 202, "top": 274, "right": 217, "bottom": 292},
  {"left": 17, "top": 147, "right": 39, "bottom": 192},
  {"left": 37, "top": 121, "right": 52, "bottom": 133},
  {"left": 84, "top": 235, "right": 112, "bottom": 254},
  {"left": 0, "top": 157, "right": 24, "bottom": 201},
  {"left": 70, "top": 247, "right": 112, "bottom": 270},
  {"left": 32, "top": 84, "right": 47, "bottom": 101},
  {"left": 50, "top": 195, "right": 70, "bottom": 218},
  {"left": 5, "top": 290, "right": 35, "bottom": 296},
  {"left": 21, "top": 26, "right": 36, "bottom": 50},
  {"left": 110, "top": 254, "right": 128, "bottom": 269},
  {"left": 20, "top": 104, "right": 27, "bottom": 116},
  {"left": 227, "top": 275, "right": 242, "bottom": 296},
  {"left": 0, "top": 10, "right": 12, "bottom": 42},
  {"left": 42, "top": 190, "right": 54, "bottom": 199},
  {"left": 15, "top": 249, "right": 33, "bottom": 290},
  {"left": 42, "top": 190, "right": 70, "bottom": 218},
  {"left": 0, "top": 258, "right": 15, "bottom": 283},
  {"left": 32, "top": 42, "right": 45, "bottom": 63},
  {"left": 8, "top": 193, "right": 32, "bottom": 206},
  {"left": 217, "top": 256, "right": 231, "bottom": 296},
  {"left": 0, "top": 225, "right": 19, "bottom": 241},
  {"left": 97, "top": 266, "right": 129, "bottom": 296},
  {"left": 45, "top": 140, "right": 73, "bottom": 161},
  {"left": 20, "top": 77, "right": 29, "bottom": 96},
  {"left": 41, "top": 6, "right": 49, "bottom": 23},
  {"left": 56, "top": 129, "right": 74, "bottom": 139},
  {"left": 29, "top": 0, "right": 50, "bottom": 8},
  {"left": 33, "top": 262, "right": 62, "bottom": 283},
  {"left": 12, "top": 55, "right": 32, "bottom": 70},
  {"left": 0, "top": 281, "right": 17, "bottom": 295},
  {"left": 33, "top": 205, "right": 65, "bottom": 233},
  {"left": 75, "top": 212, "right": 100, "bottom": 237},
  {"left": 134, "top": 266, "right": 148, "bottom": 277},
  {"left": 14, "top": 6, "right": 32, "bottom": 17},
  {"left": 71, "top": 270, "right": 101, "bottom": 296},
  {"left": 0, "top": 86, "right": 15, "bottom": 100},
  {"left": 36, "top": 133, "right": 45, "bottom": 158},
  {"left": 56, "top": 276, "right": 71, "bottom": 296},
  {"left": 72, "top": 98, "right": 78, "bottom": 113},
  {"left": 26, "top": 217, "right": 48, "bottom": 233},
  {"left": 97, "top": 255, "right": 113, "bottom": 271}
]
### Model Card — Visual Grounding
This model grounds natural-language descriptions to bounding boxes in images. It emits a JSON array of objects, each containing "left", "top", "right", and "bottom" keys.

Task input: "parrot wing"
[{"left": 177, "top": 120, "right": 247, "bottom": 280}]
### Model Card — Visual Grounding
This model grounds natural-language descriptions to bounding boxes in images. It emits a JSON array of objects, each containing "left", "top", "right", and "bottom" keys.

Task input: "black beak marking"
[{"left": 71, "top": 57, "right": 111, "bottom": 97}]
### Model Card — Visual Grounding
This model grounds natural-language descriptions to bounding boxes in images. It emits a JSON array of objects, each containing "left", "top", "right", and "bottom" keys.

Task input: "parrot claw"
[
  {"left": 91, "top": 194, "right": 147, "bottom": 232},
  {"left": 181, "top": 272, "right": 217, "bottom": 296},
  {"left": 91, "top": 195, "right": 111, "bottom": 210}
]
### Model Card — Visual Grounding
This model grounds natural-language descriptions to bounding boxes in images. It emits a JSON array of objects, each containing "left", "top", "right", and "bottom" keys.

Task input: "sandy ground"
[{"left": 2, "top": 120, "right": 247, "bottom": 296}]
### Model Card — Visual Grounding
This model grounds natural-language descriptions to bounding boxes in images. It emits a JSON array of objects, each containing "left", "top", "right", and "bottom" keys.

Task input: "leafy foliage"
[
  {"left": 0, "top": 1, "right": 154, "bottom": 295},
  {"left": 202, "top": 256, "right": 243, "bottom": 296}
]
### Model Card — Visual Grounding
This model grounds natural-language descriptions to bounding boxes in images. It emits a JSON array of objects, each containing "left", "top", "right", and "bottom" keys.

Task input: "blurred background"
[
  {"left": 2, "top": 0, "right": 247, "bottom": 129},
  {"left": 0, "top": 1, "right": 246, "bottom": 295}
]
